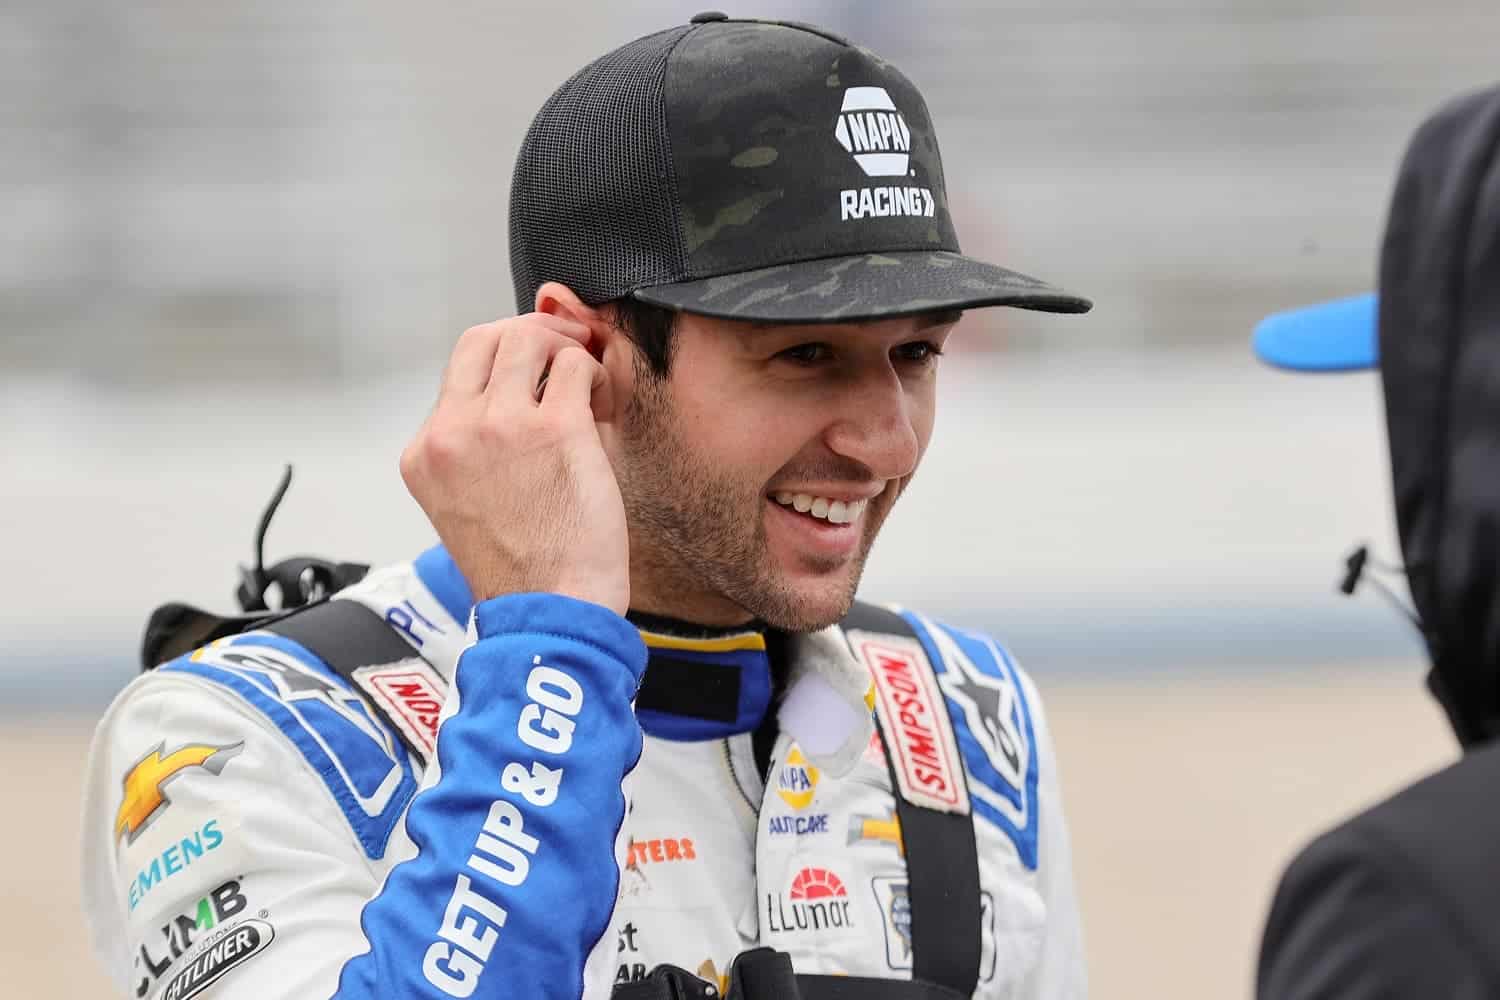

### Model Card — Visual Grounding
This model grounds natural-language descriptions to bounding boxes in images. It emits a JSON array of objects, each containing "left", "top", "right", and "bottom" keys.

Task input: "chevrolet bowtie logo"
[
  {"left": 114, "top": 742, "right": 242, "bottom": 846},
  {"left": 848, "top": 810, "right": 904, "bottom": 855}
]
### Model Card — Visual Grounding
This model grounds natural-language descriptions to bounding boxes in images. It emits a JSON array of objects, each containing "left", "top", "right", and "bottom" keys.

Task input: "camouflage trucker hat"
[{"left": 508, "top": 12, "right": 1092, "bottom": 323}]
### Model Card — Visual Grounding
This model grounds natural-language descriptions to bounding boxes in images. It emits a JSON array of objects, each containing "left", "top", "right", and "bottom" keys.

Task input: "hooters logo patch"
[{"left": 848, "top": 630, "right": 969, "bottom": 816}]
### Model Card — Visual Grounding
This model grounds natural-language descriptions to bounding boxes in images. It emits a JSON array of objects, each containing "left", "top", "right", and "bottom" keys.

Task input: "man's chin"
[{"left": 753, "top": 565, "right": 863, "bottom": 632}]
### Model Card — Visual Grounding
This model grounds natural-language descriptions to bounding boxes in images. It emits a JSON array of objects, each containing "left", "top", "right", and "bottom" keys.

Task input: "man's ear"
[
  {"left": 535, "top": 282, "right": 635, "bottom": 425},
  {"left": 535, "top": 282, "right": 610, "bottom": 361}
]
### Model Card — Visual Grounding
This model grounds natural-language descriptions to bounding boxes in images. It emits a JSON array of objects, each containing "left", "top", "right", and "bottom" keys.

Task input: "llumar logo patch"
[
  {"left": 115, "top": 743, "right": 243, "bottom": 846},
  {"left": 765, "top": 867, "right": 855, "bottom": 934}
]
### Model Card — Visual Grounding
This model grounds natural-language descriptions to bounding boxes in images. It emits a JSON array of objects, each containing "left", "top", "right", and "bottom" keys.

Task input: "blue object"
[
  {"left": 1252, "top": 292, "right": 1379, "bottom": 372},
  {"left": 336, "top": 592, "right": 647, "bottom": 1000}
]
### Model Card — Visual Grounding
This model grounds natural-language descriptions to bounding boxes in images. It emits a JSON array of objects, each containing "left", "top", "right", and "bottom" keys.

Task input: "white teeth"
[{"left": 772, "top": 492, "right": 869, "bottom": 524}]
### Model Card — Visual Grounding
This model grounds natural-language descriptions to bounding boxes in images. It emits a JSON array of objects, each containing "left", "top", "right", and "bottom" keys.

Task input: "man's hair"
[{"left": 611, "top": 298, "right": 678, "bottom": 379}]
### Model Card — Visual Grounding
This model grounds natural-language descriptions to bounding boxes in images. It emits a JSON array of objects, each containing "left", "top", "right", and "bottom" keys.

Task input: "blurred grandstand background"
[{"left": 4, "top": 1, "right": 1495, "bottom": 996}]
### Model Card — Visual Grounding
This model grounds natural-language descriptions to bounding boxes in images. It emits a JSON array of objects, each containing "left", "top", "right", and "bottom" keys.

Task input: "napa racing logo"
[
  {"left": 835, "top": 87, "right": 911, "bottom": 176},
  {"left": 834, "top": 86, "right": 934, "bottom": 221},
  {"left": 774, "top": 745, "right": 819, "bottom": 810}
]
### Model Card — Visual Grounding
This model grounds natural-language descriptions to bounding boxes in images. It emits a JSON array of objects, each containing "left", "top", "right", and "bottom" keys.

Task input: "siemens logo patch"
[{"left": 126, "top": 819, "right": 225, "bottom": 911}]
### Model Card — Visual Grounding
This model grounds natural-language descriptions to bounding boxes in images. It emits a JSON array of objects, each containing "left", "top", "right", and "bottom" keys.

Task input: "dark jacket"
[{"left": 1258, "top": 82, "right": 1500, "bottom": 999}]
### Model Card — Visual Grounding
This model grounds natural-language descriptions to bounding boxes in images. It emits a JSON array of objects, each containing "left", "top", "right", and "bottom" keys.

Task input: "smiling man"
[{"left": 83, "top": 14, "right": 1091, "bottom": 1000}]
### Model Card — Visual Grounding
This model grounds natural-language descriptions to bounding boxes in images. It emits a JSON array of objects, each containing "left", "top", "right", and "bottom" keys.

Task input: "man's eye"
[
  {"left": 778, "top": 343, "right": 831, "bottom": 364},
  {"left": 895, "top": 341, "right": 945, "bottom": 364}
]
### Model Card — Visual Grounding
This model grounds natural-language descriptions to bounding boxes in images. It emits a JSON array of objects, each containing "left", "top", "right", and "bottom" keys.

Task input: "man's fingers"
[
  {"left": 540, "top": 345, "right": 606, "bottom": 419},
  {"left": 527, "top": 313, "right": 593, "bottom": 343},
  {"left": 440, "top": 323, "right": 505, "bottom": 399},
  {"left": 488, "top": 327, "right": 591, "bottom": 408},
  {"left": 441, "top": 314, "right": 593, "bottom": 401}
]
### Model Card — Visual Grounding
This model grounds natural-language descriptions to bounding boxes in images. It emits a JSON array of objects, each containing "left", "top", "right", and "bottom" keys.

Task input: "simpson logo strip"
[
  {"left": 845, "top": 629, "right": 969, "bottom": 816},
  {"left": 350, "top": 661, "right": 448, "bottom": 765},
  {"left": 838, "top": 600, "right": 981, "bottom": 998},
  {"left": 902, "top": 610, "right": 1040, "bottom": 872}
]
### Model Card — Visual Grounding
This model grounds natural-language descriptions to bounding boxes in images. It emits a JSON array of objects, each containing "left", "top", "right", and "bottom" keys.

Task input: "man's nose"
[{"left": 821, "top": 366, "right": 921, "bottom": 482}]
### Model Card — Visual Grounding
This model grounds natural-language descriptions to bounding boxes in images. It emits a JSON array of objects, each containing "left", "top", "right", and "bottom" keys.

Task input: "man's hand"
[{"left": 400, "top": 313, "right": 629, "bottom": 615}]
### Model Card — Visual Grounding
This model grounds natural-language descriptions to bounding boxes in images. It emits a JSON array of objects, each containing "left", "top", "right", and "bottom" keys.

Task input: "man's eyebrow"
[{"left": 919, "top": 309, "right": 964, "bottom": 330}]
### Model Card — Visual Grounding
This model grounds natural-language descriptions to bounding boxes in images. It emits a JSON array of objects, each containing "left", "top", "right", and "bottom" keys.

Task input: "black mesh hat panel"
[{"left": 508, "top": 26, "right": 694, "bottom": 311}]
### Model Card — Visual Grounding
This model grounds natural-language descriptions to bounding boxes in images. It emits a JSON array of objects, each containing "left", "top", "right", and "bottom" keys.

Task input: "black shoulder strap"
[
  {"left": 264, "top": 598, "right": 417, "bottom": 677},
  {"left": 838, "top": 601, "right": 983, "bottom": 1000},
  {"left": 261, "top": 598, "right": 434, "bottom": 768},
  {"left": 144, "top": 595, "right": 436, "bottom": 770}
]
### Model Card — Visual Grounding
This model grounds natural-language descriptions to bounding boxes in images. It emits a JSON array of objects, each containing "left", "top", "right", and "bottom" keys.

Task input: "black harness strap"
[
  {"left": 840, "top": 601, "right": 984, "bottom": 1000},
  {"left": 614, "top": 971, "right": 963, "bottom": 1000},
  {"left": 796, "top": 974, "right": 966, "bottom": 1000},
  {"left": 612, "top": 953, "right": 967, "bottom": 1000},
  {"left": 142, "top": 571, "right": 982, "bottom": 998},
  {"left": 263, "top": 598, "right": 416, "bottom": 677},
  {"left": 261, "top": 598, "right": 432, "bottom": 768}
]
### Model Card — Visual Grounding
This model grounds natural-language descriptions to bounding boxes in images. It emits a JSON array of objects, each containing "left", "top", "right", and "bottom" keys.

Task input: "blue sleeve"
[{"left": 334, "top": 593, "right": 646, "bottom": 1000}]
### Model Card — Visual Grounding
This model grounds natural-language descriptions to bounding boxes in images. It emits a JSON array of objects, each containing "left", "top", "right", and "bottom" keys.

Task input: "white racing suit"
[{"left": 82, "top": 547, "right": 1086, "bottom": 999}]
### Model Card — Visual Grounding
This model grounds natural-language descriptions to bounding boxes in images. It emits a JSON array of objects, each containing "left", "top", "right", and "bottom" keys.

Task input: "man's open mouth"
[{"left": 770, "top": 492, "right": 868, "bottom": 525}]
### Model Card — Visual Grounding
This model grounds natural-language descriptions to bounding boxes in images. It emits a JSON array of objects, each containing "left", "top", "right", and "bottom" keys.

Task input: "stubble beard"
[{"left": 615, "top": 373, "right": 887, "bottom": 632}]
